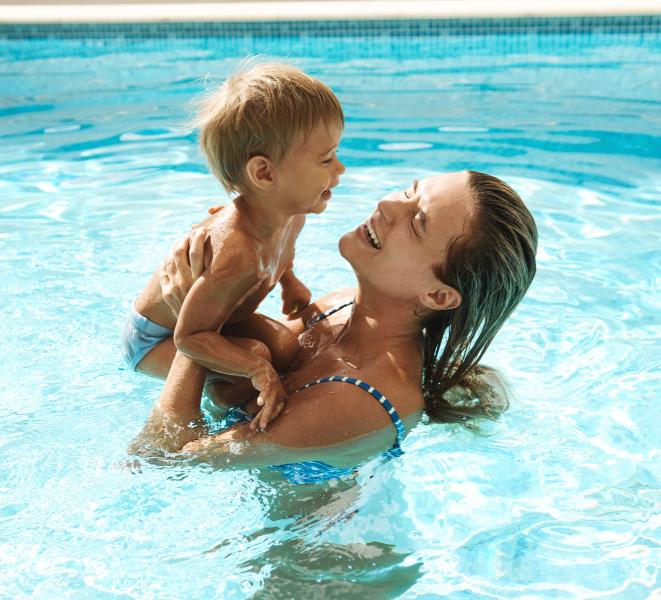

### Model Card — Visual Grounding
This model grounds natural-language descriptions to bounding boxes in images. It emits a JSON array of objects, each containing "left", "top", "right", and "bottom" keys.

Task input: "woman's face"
[{"left": 339, "top": 171, "right": 473, "bottom": 305}]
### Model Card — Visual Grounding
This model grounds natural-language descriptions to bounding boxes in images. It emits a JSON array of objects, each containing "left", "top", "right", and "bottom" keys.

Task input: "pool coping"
[{"left": 2, "top": 0, "right": 661, "bottom": 24}]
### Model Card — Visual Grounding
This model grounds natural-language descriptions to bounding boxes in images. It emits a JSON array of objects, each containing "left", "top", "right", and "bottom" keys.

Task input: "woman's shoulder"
[
  {"left": 282, "top": 288, "right": 356, "bottom": 337},
  {"left": 275, "top": 350, "right": 423, "bottom": 449},
  {"left": 300, "top": 288, "right": 355, "bottom": 324},
  {"left": 264, "top": 368, "right": 422, "bottom": 453},
  {"left": 365, "top": 351, "right": 425, "bottom": 417}
]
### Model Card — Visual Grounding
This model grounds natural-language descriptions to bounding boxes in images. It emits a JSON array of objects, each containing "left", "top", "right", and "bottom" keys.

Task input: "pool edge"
[{"left": 2, "top": 0, "right": 661, "bottom": 25}]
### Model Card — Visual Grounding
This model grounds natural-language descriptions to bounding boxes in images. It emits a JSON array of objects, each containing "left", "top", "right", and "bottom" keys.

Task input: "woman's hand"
[{"left": 160, "top": 215, "right": 215, "bottom": 316}]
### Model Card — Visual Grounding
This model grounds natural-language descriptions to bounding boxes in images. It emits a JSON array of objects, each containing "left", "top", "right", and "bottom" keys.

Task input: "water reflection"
[{"left": 249, "top": 539, "right": 422, "bottom": 598}]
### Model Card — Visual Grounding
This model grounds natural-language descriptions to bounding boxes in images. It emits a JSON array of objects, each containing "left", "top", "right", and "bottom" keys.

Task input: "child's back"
[{"left": 135, "top": 202, "right": 302, "bottom": 332}]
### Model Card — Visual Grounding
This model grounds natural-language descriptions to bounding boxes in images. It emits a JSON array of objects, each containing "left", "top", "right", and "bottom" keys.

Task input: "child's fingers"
[
  {"left": 286, "top": 300, "right": 310, "bottom": 318},
  {"left": 250, "top": 405, "right": 268, "bottom": 431},
  {"left": 250, "top": 397, "right": 285, "bottom": 431},
  {"left": 283, "top": 301, "right": 299, "bottom": 316},
  {"left": 249, "top": 408, "right": 262, "bottom": 431},
  {"left": 259, "top": 402, "right": 275, "bottom": 431}
]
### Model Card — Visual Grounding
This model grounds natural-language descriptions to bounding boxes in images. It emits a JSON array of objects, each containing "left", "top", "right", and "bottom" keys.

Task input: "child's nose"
[{"left": 336, "top": 159, "right": 346, "bottom": 175}]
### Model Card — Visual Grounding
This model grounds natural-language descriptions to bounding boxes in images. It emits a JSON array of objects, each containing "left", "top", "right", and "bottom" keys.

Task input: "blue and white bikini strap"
[
  {"left": 295, "top": 375, "right": 406, "bottom": 450},
  {"left": 305, "top": 300, "right": 355, "bottom": 329}
]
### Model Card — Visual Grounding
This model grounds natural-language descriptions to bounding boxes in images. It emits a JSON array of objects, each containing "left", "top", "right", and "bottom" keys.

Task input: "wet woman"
[{"left": 130, "top": 171, "right": 537, "bottom": 474}]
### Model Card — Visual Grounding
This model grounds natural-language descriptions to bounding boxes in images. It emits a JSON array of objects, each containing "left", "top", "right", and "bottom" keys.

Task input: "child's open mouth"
[{"left": 321, "top": 189, "right": 332, "bottom": 200}]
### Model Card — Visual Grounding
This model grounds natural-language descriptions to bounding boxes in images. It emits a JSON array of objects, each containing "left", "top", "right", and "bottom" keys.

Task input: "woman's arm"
[
  {"left": 130, "top": 354, "right": 413, "bottom": 467},
  {"left": 179, "top": 377, "right": 411, "bottom": 468},
  {"left": 128, "top": 351, "right": 207, "bottom": 455}
]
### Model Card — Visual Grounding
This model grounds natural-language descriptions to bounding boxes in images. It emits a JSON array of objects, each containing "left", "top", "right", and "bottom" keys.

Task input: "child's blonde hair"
[{"left": 194, "top": 62, "right": 344, "bottom": 194}]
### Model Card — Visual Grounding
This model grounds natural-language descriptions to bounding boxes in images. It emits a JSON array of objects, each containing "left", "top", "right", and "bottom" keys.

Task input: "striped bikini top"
[{"left": 219, "top": 300, "right": 406, "bottom": 484}]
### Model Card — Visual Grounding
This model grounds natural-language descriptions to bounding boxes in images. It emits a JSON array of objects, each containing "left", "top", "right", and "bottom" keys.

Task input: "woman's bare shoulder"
[
  {"left": 203, "top": 379, "right": 422, "bottom": 461},
  {"left": 281, "top": 288, "right": 356, "bottom": 336}
]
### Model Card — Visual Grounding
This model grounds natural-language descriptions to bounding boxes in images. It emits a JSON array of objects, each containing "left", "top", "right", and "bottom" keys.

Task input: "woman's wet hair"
[{"left": 422, "top": 171, "right": 538, "bottom": 422}]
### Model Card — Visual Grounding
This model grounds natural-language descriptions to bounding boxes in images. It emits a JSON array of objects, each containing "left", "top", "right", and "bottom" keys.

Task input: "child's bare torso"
[{"left": 135, "top": 204, "right": 303, "bottom": 330}]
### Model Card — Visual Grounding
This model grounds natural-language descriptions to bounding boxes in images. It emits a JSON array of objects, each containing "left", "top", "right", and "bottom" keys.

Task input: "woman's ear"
[
  {"left": 245, "top": 155, "right": 274, "bottom": 191},
  {"left": 421, "top": 285, "right": 462, "bottom": 311}
]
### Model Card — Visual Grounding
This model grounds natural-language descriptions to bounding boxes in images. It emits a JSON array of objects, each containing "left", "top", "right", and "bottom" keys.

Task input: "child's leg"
[
  {"left": 137, "top": 335, "right": 269, "bottom": 410},
  {"left": 121, "top": 302, "right": 176, "bottom": 378},
  {"left": 135, "top": 337, "right": 177, "bottom": 379},
  {"left": 224, "top": 313, "right": 299, "bottom": 373},
  {"left": 132, "top": 333, "right": 257, "bottom": 381}
]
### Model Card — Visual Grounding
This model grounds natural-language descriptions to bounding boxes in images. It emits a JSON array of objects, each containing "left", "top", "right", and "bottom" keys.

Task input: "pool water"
[{"left": 1, "top": 24, "right": 660, "bottom": 599}]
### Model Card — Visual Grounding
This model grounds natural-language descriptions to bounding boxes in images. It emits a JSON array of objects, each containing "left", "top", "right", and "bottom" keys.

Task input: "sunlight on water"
[{"left": 1, "top": 26, "right": 660, "bottom": 599}]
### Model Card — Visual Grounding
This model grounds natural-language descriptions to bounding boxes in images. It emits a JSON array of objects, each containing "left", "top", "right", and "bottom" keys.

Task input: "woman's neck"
[{"left": 335, "top": 286, "right": 424, "bottom": 360}]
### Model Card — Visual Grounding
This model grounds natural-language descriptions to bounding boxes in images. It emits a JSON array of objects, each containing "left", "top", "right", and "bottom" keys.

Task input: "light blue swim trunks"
[{"left": 121, "top": 302, "right": 173, "bottom": 370}]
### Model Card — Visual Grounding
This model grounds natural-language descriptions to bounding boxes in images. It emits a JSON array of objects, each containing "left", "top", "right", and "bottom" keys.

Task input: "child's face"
[{"left": 273, "top": 119, "right": 345, "bottom": 215}]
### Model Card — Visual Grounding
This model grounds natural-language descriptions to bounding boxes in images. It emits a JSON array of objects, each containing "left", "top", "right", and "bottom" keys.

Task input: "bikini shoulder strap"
[
  {"left": 295, "top": 375, "right": 405, "bottom": 450},
  {"left": 305, "top": 299, "right": 355, "bottom": 329}
]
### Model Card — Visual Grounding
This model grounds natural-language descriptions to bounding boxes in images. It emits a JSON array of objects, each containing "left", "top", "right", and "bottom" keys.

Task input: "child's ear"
[{"left": 245, "top": 155, "right": 274, "bottom": 190}]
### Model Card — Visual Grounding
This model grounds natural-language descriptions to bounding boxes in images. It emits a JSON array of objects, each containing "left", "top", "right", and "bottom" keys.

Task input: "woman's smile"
[
  {"left": 356, "top": 220, "right": 380, "bottom": 250},
  {"left": 364, "top": 219, "right": 382, "bottom": 249}
]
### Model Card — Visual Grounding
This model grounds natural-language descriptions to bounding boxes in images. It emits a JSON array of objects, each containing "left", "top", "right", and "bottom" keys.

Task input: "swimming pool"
[{"left": 1, "top": 17, "right": 659, "bottom": 599}]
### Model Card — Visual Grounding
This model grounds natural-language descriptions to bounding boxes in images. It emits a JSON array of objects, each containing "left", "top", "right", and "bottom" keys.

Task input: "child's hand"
[
  {"left": 249, "top": 366, "right": 287, "bottom": 431},
  {"left": 207, "top": 204, "right": 224, "bottom": 215},
  {"left": 281, "top": 278, "right": 312, "bottom": 320}
]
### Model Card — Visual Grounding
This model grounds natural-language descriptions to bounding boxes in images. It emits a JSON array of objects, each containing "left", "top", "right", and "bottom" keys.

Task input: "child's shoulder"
[{"left": 204, "top": 209, "right": 259, "bottom": 269}]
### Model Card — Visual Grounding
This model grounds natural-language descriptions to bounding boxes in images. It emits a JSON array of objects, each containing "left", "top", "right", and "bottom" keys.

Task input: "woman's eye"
[
  {"left": 410, "top": 214, "right": 421, "bottom": 238},
  {"left": 404, "top": 190, "right": 410, "bottom": 199}
]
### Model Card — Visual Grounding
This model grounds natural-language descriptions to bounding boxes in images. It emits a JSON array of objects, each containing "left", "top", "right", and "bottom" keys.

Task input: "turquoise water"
[{"left": 1, "top": 26, "right": 660, "bottom": 599}]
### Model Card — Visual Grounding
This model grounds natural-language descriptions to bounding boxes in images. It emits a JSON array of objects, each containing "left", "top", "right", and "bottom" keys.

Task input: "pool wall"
[
  {"left": 2, "top": 14, "right": 661, "bottom": 41},
  {"left": 1, "top": 0, "right": 661, "bottom": 26}
]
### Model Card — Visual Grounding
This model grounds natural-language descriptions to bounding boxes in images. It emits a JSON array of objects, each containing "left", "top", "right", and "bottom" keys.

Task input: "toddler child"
[{"left": 122, "top": 63, "right": 345, "bottom": 429}]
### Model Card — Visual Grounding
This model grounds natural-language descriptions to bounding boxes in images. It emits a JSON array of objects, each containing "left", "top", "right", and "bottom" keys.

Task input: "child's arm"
[
  {"left": 279, "top": 265, "right": 312, "bottom": 319},
  {"left": 173, "top": 242, "right": 285, "bottom": 431}
]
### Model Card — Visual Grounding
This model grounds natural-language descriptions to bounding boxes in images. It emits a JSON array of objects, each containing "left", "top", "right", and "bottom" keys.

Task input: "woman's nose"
[
  {"left": 377, "top": 197, "right": 400, "bottom": 222},
  {"left": 378, "top": 194, "right": 410, "bottom": 217}
]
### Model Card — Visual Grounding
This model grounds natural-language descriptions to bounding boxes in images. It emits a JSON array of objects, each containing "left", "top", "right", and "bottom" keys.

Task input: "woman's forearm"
[{"left": 129, "top": 351, "right": 207, "bottom": 455}]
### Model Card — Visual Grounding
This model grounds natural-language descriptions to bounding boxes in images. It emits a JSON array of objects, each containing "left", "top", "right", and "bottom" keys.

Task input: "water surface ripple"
[{"left": 1, "top": 30, "right": 660, "bottom": 599}]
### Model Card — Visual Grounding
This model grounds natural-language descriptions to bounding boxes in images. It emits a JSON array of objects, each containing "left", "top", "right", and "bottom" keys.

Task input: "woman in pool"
[{"left": 131, "top": 171, "right": 537, "bottom": 470}]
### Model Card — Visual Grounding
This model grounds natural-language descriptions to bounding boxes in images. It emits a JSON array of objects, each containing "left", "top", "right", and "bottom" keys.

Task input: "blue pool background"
[{"left": 1, "top": 18, "right": 660, "bottom": 598}]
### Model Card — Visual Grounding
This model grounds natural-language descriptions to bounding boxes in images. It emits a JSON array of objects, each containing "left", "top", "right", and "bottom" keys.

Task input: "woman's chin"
[
  {"left": 338, "top": 231, "right": 351, "bottom": 255},
  {"left": 338, "top": 230, "right": 360, "bottom": 261}
]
